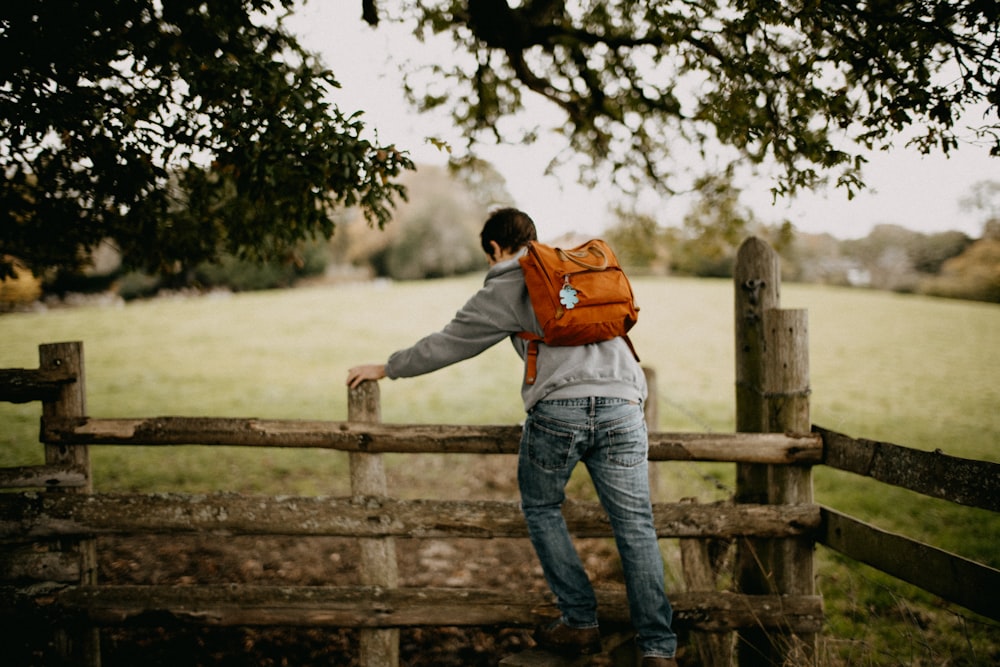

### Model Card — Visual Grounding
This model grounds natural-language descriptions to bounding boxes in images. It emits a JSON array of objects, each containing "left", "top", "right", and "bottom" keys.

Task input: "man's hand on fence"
[{"left": 347, "top": 364, "right": 386, "bottom": 389}]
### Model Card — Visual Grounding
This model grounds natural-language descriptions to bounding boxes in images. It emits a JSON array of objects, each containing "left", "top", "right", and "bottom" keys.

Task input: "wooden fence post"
[
  {"left": 39, "top": 342, "right": 100, "bottom": 667},
  {"left": 733, "top": 239, "right": 816, "bottom": 665},
  {"left": 732, "top": 239, "right": 780, "bottom": 667},
  {"left": 679, "top": 499, "right": 735, "bottom": 667},
  {"left": 763, "top": 308, "right": 815, "bottom": 663},
  {"left": 348, "top": 380, "right": 400, "bottom": 667}
]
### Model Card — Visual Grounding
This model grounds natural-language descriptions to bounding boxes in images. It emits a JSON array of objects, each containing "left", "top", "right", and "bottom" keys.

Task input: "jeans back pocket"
[{"left": 524, "top": 415, "right": 577, "bottom": 471}]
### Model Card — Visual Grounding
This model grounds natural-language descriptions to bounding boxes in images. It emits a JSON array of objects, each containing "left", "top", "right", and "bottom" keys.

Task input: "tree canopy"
[
  {"left": 1, "top": 1, "right": 412, "bottom": 278},
  {"left": 379, "top": 0, "right": 998, "bottom": 196},
  {"left": 3, "top": 1, "right": 998, "bottom": 279}
]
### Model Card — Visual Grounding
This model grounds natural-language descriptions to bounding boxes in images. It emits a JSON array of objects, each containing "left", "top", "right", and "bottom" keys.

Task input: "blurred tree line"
[
  {"left": 3, "top": 168, "right": 997, "bottom": 308},
  {"left": 0, "top": 161, "right": 513, "bottom": 307},
  {"left": 606, "top": 177, "right": 999, "bottom": 304}
]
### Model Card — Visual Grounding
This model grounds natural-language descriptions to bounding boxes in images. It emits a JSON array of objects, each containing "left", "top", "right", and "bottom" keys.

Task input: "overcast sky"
[{"left": 286, "top": 4, "right": 998, "bottom": 242}]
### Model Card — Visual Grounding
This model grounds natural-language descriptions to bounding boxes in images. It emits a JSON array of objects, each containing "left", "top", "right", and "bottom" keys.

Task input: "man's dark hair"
[{"left": 480, "top": 208, "right": 538, "bottom": 257}]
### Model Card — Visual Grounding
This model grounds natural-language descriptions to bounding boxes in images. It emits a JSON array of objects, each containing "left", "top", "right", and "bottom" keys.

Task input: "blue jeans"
[{"left": 518, "top": 397, "right": 677, "bottom": 658}]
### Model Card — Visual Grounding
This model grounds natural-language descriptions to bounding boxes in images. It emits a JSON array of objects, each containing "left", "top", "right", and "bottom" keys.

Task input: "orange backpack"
[{"left": 518, "top": 239, "right": 639, "bottom": 384}]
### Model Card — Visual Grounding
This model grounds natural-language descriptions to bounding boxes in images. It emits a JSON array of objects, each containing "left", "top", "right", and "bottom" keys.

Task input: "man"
[{"left": 347, "top": 208, "right": 678, "bottom": 666}]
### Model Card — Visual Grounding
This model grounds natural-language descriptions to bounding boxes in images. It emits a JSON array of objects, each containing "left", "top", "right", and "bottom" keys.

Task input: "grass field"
[{"left": 1, "top": 275, "right": 998, "bottom": 664}]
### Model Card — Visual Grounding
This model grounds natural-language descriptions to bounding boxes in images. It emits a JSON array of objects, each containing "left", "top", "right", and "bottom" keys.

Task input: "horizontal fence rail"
[
  {"left": 0, "top": 464, "right": 88, "bottom": 489},
  {"left": 817, "top": 426, "right": 1000, "bottom": 513},
  {"left": 0, "top": 493, "right": 822, "bottom": 541},
  {"left": 818, "top": 508, "right": 1000, "bottom": 621},
  {"left": 0, "top": 585, "right": 825, "bottom": 634},
  {"left": 0, "top": 367, "right": 76, "bottom": 404},
  {"left": 40, "top": 416, "right": 823, "bottom": 464},
  {"left": 0, "top": 546, "right": 80, "bottom": 582},
  {"left": 814, "top": 426, "right": 1000, "bottom": 623}
]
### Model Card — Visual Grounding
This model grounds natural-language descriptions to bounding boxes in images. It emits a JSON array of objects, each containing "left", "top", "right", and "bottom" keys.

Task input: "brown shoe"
[
  {"left": 641, "top": 657, "right": 678, "bottom": 667},
  {"left": 533, "top": 619, "right": 602, "bottom": 655}
]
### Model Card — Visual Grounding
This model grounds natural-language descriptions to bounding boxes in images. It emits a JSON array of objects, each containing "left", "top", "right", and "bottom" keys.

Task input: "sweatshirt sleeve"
[{"left": 384, "top": 267, "right": 534, "bottom": 379}]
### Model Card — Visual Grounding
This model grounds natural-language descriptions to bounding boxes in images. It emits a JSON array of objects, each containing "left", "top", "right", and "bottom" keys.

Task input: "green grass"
[{"left": 2, "top": 276, "right": 998, "bottom": 664}]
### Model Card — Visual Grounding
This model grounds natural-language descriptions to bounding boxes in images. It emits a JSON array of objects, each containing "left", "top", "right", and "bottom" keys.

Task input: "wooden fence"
[{"left": 1, "top": 237, "right": 997, "bottom": 667}]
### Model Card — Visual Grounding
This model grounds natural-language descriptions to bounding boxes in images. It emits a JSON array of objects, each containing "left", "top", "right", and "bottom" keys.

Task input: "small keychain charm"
[{"left": 559, "top": 278, "right": 579, "bottom": 309}]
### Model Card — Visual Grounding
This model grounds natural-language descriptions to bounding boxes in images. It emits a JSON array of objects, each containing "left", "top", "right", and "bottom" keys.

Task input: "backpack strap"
[
  {"left": 622, "top": 335, "right": 640, "bottom": 364},
  {"left": 518, "top": 333, "right": 543, "bottom": 385}
]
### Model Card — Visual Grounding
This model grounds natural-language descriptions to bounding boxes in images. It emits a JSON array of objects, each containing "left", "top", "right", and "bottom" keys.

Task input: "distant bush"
[
  {"left": 115, "top": 271, "right": 162, "bottom": 301},
  {"left": 114, "top": 241, "right": 329, "bottom": 301},
  {"left": 193, "top": 256, "right": 293, "bottom": 292},
  {"left": 920, "top": 238, "right": 1000, "bottom": 303},
  {"left": 191, "top": 241, "right": 328, "bottom": 293},
  {"left": 0, "top": 258, "right": 42, "bottom": 309},
  {"left": 43, "top": 268, "right": 119, "bottom": 297}
]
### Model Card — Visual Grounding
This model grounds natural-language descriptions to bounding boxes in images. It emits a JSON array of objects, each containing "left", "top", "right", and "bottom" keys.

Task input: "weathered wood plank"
[
  {"left": 649, "top": 431, "right": 820, "bottom": 464},
  {"left": 0, "top": 493, "right": 821, "bottom": 540},
  {"left": 817, "top": 426, "right": 1000, "bottom": 512},
  {"left": 0, "top": 367, "right": 76, "bottom": 404},
  {"left": 818, "top": 508, "right": 1000, "bottom": 621},
  {"left": 0, "top": 547, "right": 80, "bottom": 582},
  {"left": 0, "top": 465, "right": 88, "bottom": 489},
  {"left": 41, "top": 417, "right": 522, "bottom": 452},
  {"left": 41, "top": 417, "right": 822, "bottom": 463},
  {"left": 0, "top": 585, "right": 825, "bottom": 633}
]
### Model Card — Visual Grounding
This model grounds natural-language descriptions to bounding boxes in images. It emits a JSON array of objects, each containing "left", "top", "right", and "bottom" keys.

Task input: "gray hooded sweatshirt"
[{"left": 384, "top": 251, "right": 647, "bottom": 412}]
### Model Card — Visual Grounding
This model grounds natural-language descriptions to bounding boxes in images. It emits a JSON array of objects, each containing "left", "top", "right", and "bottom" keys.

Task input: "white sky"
[{"left": 285, "top": 3, "right": 998, "bottom": 242}]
